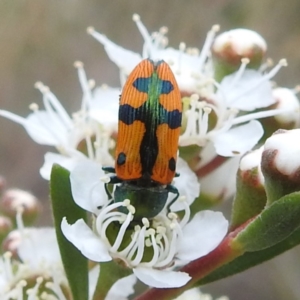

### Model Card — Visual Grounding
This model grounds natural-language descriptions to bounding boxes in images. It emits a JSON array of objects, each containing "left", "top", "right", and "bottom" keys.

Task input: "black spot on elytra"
[
  {"left": 117, "top": 152, "right": 126, "bottom": 165},
  {"left": 168, "top": 157, "right": 176, "bottom": 172}
]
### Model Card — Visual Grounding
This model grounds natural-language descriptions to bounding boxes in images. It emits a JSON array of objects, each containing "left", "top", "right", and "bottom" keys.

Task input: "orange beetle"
[
  {"left": 104, "top": 59, "right": 182, "bottom": 219},
  {"left": 115, "top": 58, "right": 182, "bottom": 186}
]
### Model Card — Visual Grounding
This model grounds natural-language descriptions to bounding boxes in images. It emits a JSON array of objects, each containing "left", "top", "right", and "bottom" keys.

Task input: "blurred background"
[{"left": 0, "top": 0, "right": 300, "bottom": 299}]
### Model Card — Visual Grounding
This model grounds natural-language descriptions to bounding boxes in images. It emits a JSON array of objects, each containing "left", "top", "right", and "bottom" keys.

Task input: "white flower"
[
  {"left": 0, "top": 62, "right": 118, "bottom": 179},
  {"left": 179, "top": 59, "right": 289, "bottom": 157},
  {"left": 0, "top": 228, "right": 67, "bottom": 300},
  {"left": 61, "top": 160, "right": 228, "bottom": 288},
  {"left": 87, "top": 14, "right": 219, "bottom": 93}
]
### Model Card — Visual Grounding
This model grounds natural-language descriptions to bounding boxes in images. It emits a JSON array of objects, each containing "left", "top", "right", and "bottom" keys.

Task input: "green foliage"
[
  {"left": 234, "top": 191, "right": 300, "bottom": 251},
  {"left": 50, "top": 164, "right": 89, "bottom": 300}
]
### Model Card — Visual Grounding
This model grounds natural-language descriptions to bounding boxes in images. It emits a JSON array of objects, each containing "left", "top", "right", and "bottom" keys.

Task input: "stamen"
[
  {"left": 232, "top": 107, "right": 293, "bottom": 125},
  {"left": 230, "top": 58, "right": 250, "bottom": 88},
  {"left": 37, "top": 83, "right": 73, "bottom": 129},
  {"left": 142, "top": 217, "right": 150, "bottom": 228},
  {"left": 117, "top": 229, "right": 140, "bottom": 257},
  {"left": 29, "top": 103, "right": 39, "bottom": 111},
  {"left": 142, "top": 229, "right": 159, "bottom": 267},
  {"left": 132, "top": 14, "right": 154, "bottom": 58},
  {"left": 87, "top": 26, "right": 95, "bottom": 35},
  {"left": 16, "top": 206, "right": 25, "bottom": 232},
  {"left": 16, "top": 280, "right": 27, "bottom": 300},
  {"left": 74, "top": 60, "right": 93, "bottom": 111},
  {"left": 26, "top": 277, "right": 43, "bottom": 299},
  {"left": 130, "top": 225, "right": 147, "bottom": 266},
  {"left": 232, "top": 59, "right": 288, "bottom": 102},
  {"left": 111, "top": 212, "right": 133, "bottom": 252},
  {"left": 100, "top": 213, "right": 126, "bottom": 244},
  {"left": 198, "top": 103, "right": 212, "bottom": 137},
  {"left": 178, "top": 197, "right": 191, "bottom": 227},
  {"left": 3, "top": 252, "right": 13, "bottom": 280},
  {"left": 155, "top": 228, "right": 178, "bottom": 268},
  {"left": 179, "top": 95, "right": 199, "bottom": 145},
  {"left": 177, "top": 42, "right": 186, "bottom": 75},
  {"left": 45, "top": 279, "right": 67, "bottom": 300},
  {"left": 198, "top": 25, "right": 220, "bottom": 69}
]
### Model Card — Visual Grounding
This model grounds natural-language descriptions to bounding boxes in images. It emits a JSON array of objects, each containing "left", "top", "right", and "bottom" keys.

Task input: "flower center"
[{"left": 96, "top": 198, "right": 191, "bottom": 270}]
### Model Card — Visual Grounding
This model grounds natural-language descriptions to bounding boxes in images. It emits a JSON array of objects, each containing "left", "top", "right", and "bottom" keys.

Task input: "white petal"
[
  {"left": 90, "top": 87, "right": 120, "bottom": 132},
  {"left": 169, "top": 157, "right": 200, "bottom": 211},
  {"left": 151, "top": 48, "right": 203, "bottom": 93},
  {"left": 133, "top": 267, "right": 190, "bottom": 288},
  {"left": 26, "top": 111, "right": 69, "bottom": 144},
  {"left": 200, "top": 156, "right": 240, "bottom": 201},
  {"left": 213, "top": 120, "right": 263, "bottom": 157},
  {"left": 70, "top": 160, "right": 108, "bottom": 214},
  {"left": 18, "top": 228, "right": 61, "bottom": 269},
  {"left": 105, "top": 274, "right": 136, "bottom": 300},
  {"left": 89, "top": 265, "right": 100, "bottom": 300},
  {"left": 61, "top": 218, "right": 111, "bottom": 262},
  {"left": 92, "top": 31, "right": 142, "bottom": 74},
  {"left": 177, "top": 210, "right": 228, "bottom": 261},
  {"left": 40, "top": 152, "right": 84, "bottom": 180},
  {"left": 0, "top": 110, "right": 62, "bottom": 145},
  {"left": 218, "top": 69, "right": 275, "bottom": 111}
]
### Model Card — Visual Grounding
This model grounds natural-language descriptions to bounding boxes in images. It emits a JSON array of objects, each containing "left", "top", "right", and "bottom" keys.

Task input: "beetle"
[{"left": 104, "top": 58, "right": 182, "bottom": 219}]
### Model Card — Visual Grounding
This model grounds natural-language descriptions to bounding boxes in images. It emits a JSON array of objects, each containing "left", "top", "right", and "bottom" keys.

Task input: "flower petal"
[
  {"left": 0, "top": 110, "right": 62, "bottom": 146},
  {"left": 169, "top": 157, "right": 200, "bottom": 211},
  {"left": 40, "top": 152, "right": 85, "bottom": 180},
  {"left": 89, "top": 265, "right": 100, "bottom": 300},
  {"left": 218, "top": 69, "right": 275, "bottom": 111},
  {"left": 90, "top": 30, "right": 142, "bottom": 75},
  {"left": 105, "top": 274, "right": 136, "bottom": 300},
  {"left": 70, "top": 160, "right": 108, "bottom": 214},
  {"left": 61, "top": 217, "right": 111, "bottom": 262},
  {"left": 90, "top": 87, "right": 121, "bottom": 133},
  {"left": 18, "top": 228, "right": 61, "bottom": 269},
  {"left": 200, "top": 156, "right": 240, "bottom": 201},
  {"left": 177, "top": 210, "right": 228, "bottom": 261},
  {"left": 213, "top": 120, "right": 263, "bottom": 157},
  {"left": 133, "top": 267, "right": 190, "bottom": 288}
]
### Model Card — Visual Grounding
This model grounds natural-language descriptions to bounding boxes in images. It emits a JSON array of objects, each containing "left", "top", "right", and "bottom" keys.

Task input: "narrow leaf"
[
  {"left": 50, "top": 164, "right": 88, "bottom": 300},
  {"left": 197, "top": 226, "right": 300, "bottom": 285},
  {"left": 233, "top": 191, "right": 300, "bottom": 251}
]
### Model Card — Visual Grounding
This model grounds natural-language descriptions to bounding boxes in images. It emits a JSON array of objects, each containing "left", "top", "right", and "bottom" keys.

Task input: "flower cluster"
[{"left": 0, "top": 12, "right": 300, "bottom": 300}]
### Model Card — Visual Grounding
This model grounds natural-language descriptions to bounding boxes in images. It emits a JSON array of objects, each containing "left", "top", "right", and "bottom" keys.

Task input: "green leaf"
[
  {"left": 50, "top": 164, "right": 88, "bottom": 300},
  {"left": 197, "top": 226, "right": 300, "bottom": 285},
  {"left": 233, "top": 191, "right": 300, "bottom": 251}
]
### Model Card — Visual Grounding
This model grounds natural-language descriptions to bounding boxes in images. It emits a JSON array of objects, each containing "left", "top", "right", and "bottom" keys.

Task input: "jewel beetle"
[{"left": 103, "top": 58, "right": 182, "bottom": 219}]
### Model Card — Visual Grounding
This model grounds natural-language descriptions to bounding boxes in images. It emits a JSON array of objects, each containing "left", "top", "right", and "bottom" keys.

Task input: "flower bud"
[
  {"left": 0, "top": 189, "right": 41, "bottom": 225},
  {"left": 262, "top": 129, "right": 300, "bottom": 204},
  {"left": 260, "top": 88, "right": 300, "bottom": 140},
  {"left": 273, "top": 88, "right": 300, "bottom": 128},
  {"left": 230, "top": 147, "right": 267, "bottom": 230},
  {"left": 212, "top": 29, "right": 267, "bottom": 81}
]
